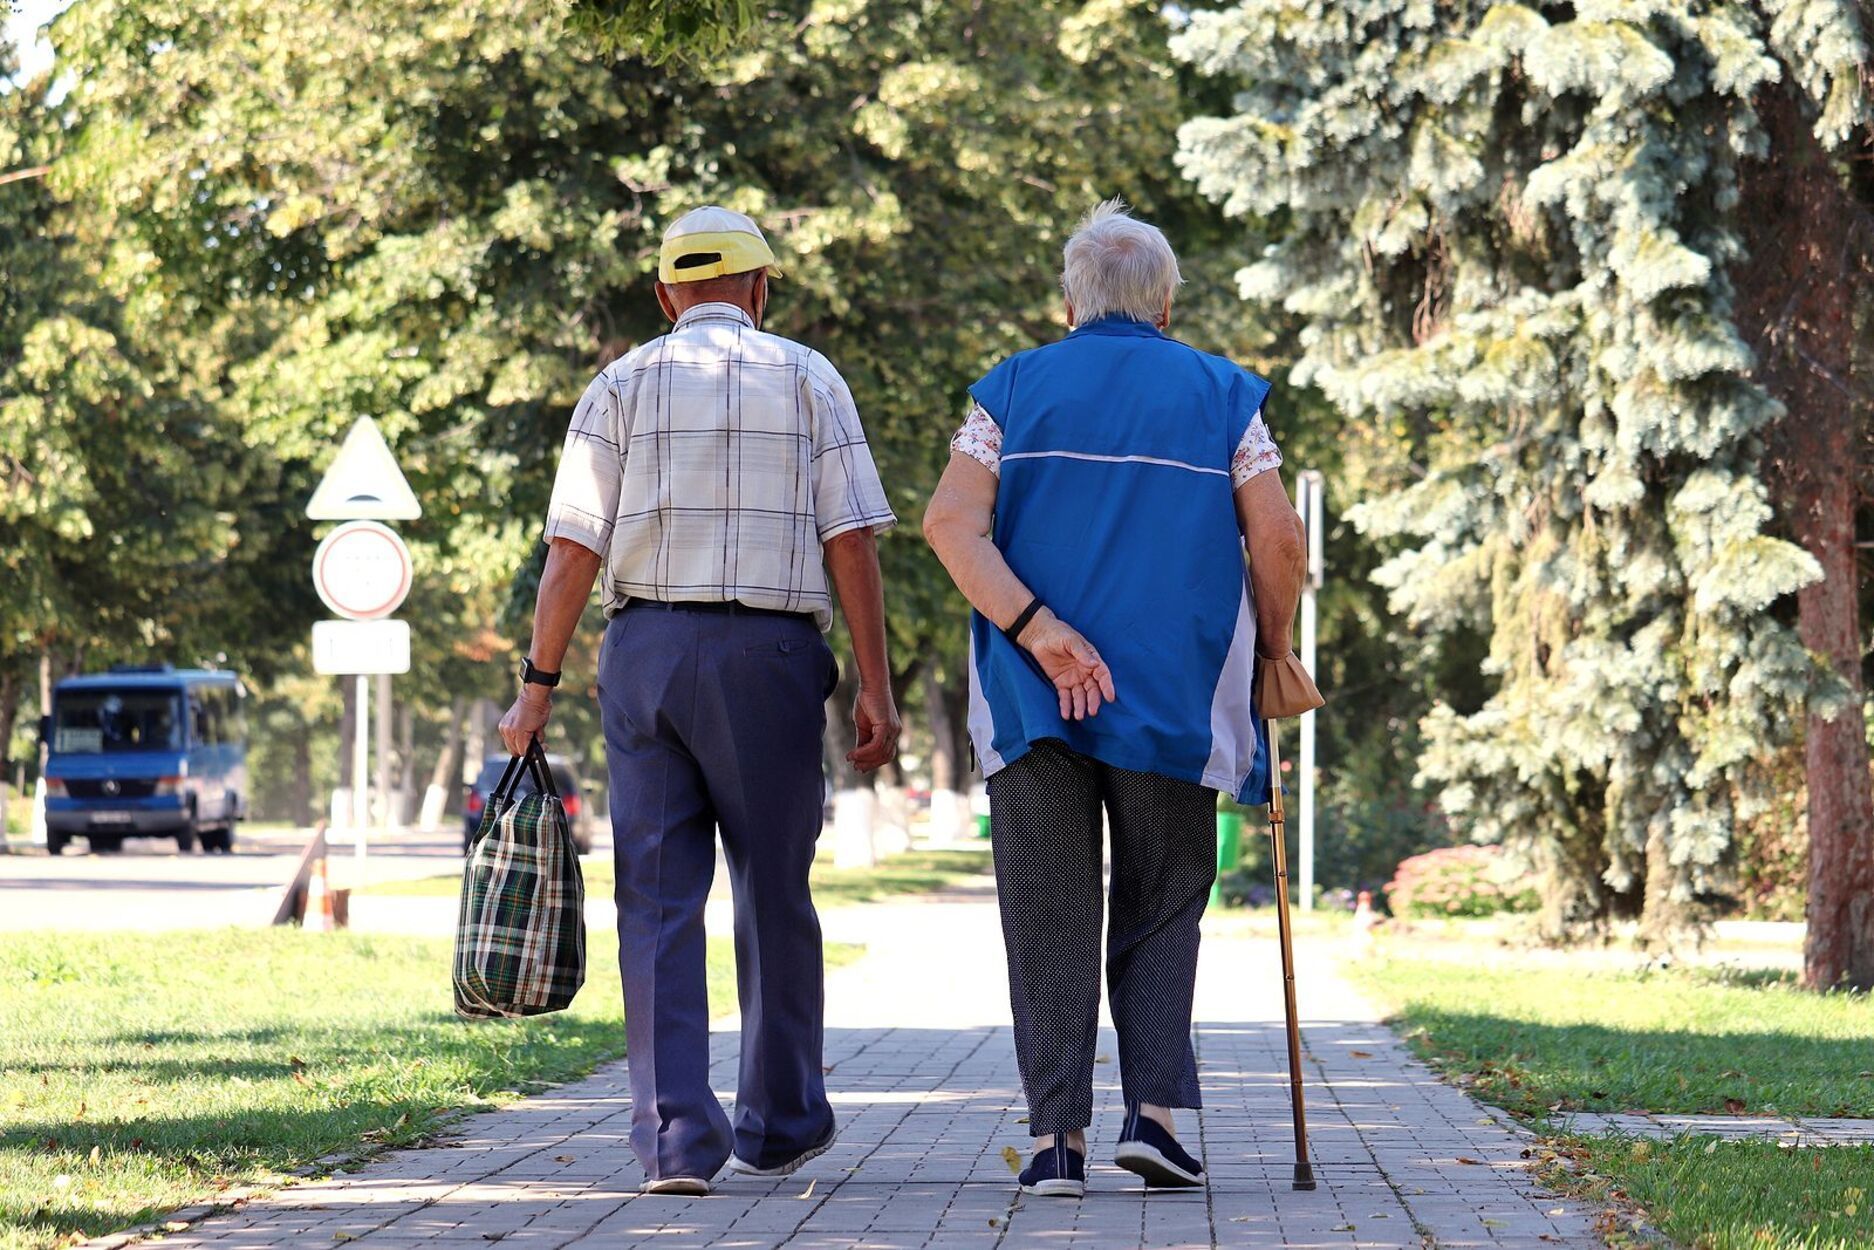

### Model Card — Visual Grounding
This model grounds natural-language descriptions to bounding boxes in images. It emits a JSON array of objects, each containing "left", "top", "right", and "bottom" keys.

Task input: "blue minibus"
[{"left": 42, "top": 665, "right": 248, "bottom": 854}]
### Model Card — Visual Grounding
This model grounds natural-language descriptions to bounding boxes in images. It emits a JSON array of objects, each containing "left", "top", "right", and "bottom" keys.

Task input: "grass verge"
[
  {"left": 1542, "top": 1135, "right": 1874, "bottom": 1249},
  {"left": 1, "top": 928, "right": 860, "bottom": 1250},
  {"left": 1349, "top": 955, "right": 1873, "bottom": 1118},
  {"left": 1351, "top": 941, "right": 1874, "bottom": 1250},
  {"left": 363, "top": 846, "right": 995, "bottom": 905}
]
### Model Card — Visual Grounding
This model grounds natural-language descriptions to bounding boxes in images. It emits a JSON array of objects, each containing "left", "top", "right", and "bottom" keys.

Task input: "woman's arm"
[
  {"left": 922, "top": 452, "right": 1116, "bottom": 720},
  {"left": 1234, "top": 469, "right": 1307, "bottom": 655}
]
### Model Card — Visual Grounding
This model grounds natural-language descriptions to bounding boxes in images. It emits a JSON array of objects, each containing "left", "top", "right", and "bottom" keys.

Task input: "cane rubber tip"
[{"left": 1292, "top": 1161, "right": 1317, "bottom": 1191}]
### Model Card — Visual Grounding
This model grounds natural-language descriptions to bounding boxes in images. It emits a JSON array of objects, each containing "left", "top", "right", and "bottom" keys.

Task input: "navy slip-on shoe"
[
  {"left": 1114, "top": 1107, "right": 1205, "bottom": 1189},
  {"left": 728, "top": 1120, "right": 838, "bottom": 1178},
  {"left": 1018, "top": 1142, "right": 1086, "bottom": 1198}
]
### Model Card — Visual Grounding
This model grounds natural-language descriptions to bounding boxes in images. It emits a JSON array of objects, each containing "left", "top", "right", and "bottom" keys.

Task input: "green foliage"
[
  {"left": 1176, "top": 1, "right": 1868, "bottom": 939},
  {"left": 563, "top": 0, "right": 761, "bottom": 62},
  {"left": 42, "top": 0, "right": 1275, "bottom": 800},
  {"left": 1385, "top": 845, "right": 1538, "bottom": 919}
]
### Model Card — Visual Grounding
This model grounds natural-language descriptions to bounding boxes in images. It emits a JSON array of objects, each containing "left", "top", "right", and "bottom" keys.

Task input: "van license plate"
[{"left": 90, "top": 812, "right": 132, "bottom": 825}]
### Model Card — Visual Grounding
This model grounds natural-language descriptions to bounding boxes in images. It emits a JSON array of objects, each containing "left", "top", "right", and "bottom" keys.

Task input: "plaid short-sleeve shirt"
[{"left": 543, "top": 302, "right": 896, "bottom": 630}]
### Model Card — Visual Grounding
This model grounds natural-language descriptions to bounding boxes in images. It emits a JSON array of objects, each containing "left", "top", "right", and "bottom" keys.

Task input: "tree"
[
  {"left": 1176, "top": 2, "right": 1845, "bottom": 943},
  {"left": 1731, "top": 18, "right": 1874, "bottom": 990},
  {"left": 50, "top": 0, "right": 1295, "bottom": 799}
]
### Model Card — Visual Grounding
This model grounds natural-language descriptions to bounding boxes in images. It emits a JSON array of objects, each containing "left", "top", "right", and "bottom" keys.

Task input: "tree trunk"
[
  {"left": 1794, "top": 406, "right": 1874, "bottom": 989},
  {"left": 428, "top": 697, "right": 465, "bottom": 794},
  {"left": 926, "top": 668, "right": 957, "bottom": 793},
  {"left": 0, "top": 668, "right": 17, "bottom": 852},
  {"left": 290, "top": 720, "right": 313, "bottom": 826},
  {"left": 1737, "top": 86, "right": 1874, "bottom": 991}
]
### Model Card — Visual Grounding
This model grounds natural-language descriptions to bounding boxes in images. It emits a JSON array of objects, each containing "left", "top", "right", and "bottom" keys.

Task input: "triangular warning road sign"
[{"left": 306, "top": 417, "right": 422, "bottom": 521}]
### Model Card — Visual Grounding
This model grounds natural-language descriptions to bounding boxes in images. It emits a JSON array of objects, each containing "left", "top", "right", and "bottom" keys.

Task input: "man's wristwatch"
[{"left": 519, "top": 657, "right": 561, "bottom": 690}]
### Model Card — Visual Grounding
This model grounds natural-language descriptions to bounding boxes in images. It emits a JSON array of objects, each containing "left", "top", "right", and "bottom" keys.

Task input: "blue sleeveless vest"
[{"left": 966, "top": 315, "right": 1273, "bottom": 804}]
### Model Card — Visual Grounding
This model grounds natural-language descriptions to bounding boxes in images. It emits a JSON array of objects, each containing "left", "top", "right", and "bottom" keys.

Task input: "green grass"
[
  {"left": 1351, "top": 955, "right": 1874, "bottom": 1119},
  {"left": 1547, "top": 1136, "right": 1874, "bottom": 1249},
  {"left": 0, "top": 928, "right": 860, "bottom": 1250},
  {"left": 1352, "top": 944, "right": 1874, "bottom": 1249},
  {"left": 364, "top": 846, "right": 995, "bottom": 905}
]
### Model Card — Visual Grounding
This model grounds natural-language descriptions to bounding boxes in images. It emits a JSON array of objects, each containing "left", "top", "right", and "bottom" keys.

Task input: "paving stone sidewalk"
[{"left": 119, "top": 896, "right": 1609, "bottom": 1249}]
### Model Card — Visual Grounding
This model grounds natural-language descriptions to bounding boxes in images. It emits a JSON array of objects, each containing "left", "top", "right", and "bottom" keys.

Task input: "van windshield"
[{"left": 53, "top": 690, "right": 184, "bottom": 753}]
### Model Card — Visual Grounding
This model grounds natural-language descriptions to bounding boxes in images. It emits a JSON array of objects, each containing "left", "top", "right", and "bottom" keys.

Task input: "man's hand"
[
  {"left": 1019, "top": 612, "right": 1117, "bottom": 721},
  {"left": 499, "top": 687, "right": 552, "bottom": 756},
  {"left": 848, "top": 684, "right": 901, "bottom": 773}
]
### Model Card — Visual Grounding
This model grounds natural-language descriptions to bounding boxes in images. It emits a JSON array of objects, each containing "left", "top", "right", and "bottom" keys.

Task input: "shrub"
[{"left": 1384, "top": 845, "right": 1538, "bottom": 919}]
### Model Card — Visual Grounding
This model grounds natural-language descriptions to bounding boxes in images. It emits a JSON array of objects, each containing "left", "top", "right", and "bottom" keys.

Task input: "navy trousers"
[{"left": 597, "top": 602, "right": 839, "bottom": 1181}]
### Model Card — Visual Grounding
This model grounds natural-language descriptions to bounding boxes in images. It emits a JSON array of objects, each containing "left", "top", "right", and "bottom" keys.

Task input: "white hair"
[{"left": 1060, "top": 198, "right": 1183, "bottom": 325}]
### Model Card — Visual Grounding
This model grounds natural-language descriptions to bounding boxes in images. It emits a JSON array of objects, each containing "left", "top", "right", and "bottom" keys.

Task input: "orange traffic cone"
[{"left": 304, "top": 854, "right": 334, "bottom": 933}]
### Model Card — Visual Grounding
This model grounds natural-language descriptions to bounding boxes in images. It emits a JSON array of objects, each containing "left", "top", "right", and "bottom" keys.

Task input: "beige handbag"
[{"left": 1255, "top": 650, "right": 1325, "bottom": 719}]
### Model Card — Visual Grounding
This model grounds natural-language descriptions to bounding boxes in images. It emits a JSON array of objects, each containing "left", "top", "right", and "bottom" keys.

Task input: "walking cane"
[{"left": 1265, "top": 718, "right": 1316, "bottom": 1191}]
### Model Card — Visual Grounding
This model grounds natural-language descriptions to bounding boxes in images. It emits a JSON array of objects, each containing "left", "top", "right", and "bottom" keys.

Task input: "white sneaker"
[
  {"left": 639, "top": 1175, "right": 711, "bottom": 1196},
  {"left": 728, "top": 1124, "right": 838, "bottom": 1178}
]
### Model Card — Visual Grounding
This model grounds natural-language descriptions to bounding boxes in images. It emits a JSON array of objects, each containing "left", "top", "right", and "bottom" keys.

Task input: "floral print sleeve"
[
  {"left": 950, "top": 401, "right": 1003, "bottom": 476},
  {"left": 1232, "top": 412, "right": 1282, "bottom": 488}
]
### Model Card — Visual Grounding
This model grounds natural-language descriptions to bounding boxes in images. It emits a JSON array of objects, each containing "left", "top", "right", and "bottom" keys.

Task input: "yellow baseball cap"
[{"left": 658, "top": 206, "right": 782, "bottom": 283}]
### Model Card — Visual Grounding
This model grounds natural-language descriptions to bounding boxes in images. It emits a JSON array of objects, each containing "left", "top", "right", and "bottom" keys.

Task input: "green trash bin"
[
  {"left": 974, "top": 812, "right": 992, "bottom": 840},
  {"left": 1209, "top": 810, "right": 1243, "bottom": 908}
]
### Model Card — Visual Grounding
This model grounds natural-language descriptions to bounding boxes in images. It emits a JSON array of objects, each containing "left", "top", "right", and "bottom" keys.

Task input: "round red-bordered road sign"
[{"left": 313, "top": 521, "right": 413, "bottom": 620}]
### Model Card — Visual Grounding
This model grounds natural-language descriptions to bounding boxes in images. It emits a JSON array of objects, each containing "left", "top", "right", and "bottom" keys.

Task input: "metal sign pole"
[
  {"left": 1296, "top": 471, "right": 1324, "bottom": 912},
  {"left": 375, "top": 671, "right": 393, "bottom": 833},
  {"left": 353, "top": 674, "right": 370, "bottom": 874}
]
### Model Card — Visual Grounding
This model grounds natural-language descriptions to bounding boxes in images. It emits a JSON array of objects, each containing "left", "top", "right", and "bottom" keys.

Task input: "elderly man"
[
  {"left": 500, "top": 206, "right": 900, "bottom": 1195},
  {"left": 923, "top": 200, "right": 1317, "bottom": 1196}
]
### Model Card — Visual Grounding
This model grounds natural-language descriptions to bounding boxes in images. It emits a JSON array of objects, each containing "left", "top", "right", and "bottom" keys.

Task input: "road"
[{"left": 0, "top": 825, "right": 508, "bottom": 932}]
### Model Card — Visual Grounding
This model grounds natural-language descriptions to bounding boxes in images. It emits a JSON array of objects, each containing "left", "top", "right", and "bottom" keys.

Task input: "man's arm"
[
  {"left": 498, "top": 538, "right": 603, "bottom": 756},
  {"left": 823, "top": 527, "right": 900, "bottom": 772},
  {"left": 1234, "top": 469, "right": 1306, "bottom": 655}
]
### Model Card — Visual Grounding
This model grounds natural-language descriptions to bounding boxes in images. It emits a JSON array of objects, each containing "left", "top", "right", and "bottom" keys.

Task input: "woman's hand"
[{"left": 1018, "top": 611, "right": 1118, "bottom": 721}]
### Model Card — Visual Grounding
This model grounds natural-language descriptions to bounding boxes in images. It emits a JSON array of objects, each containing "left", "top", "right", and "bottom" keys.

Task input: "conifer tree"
[{"left": 1176, "top": 1, "right": 1861, "bottom": 943}]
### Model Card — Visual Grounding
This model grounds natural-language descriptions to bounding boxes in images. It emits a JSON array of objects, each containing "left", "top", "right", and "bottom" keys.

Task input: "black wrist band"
[
  {"left": 1004, "top": 598, "right": 1044, "bottom": 647},
  {"left": 519, "top": 657, "right": 561, "bottom": 688}
]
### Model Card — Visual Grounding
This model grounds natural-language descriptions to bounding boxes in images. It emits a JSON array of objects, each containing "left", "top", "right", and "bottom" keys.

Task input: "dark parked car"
[{"left": 463, "top": 753, "right": 595, "bottom": 854}]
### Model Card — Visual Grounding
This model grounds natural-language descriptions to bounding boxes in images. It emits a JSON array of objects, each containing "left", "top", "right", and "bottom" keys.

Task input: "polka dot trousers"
[{"left": 987, "top": 738, "right": 1217, "bottom": 1136}]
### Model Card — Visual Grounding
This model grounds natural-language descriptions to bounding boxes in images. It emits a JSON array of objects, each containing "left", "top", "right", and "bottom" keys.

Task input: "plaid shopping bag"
[{"left": 453, "top": 741, "right": 586, "bottom": 1019}]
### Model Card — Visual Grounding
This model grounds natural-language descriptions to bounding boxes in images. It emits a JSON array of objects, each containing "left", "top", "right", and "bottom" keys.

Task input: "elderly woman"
[{"left": 923, "top": 200, "right": 1320, "bottom": 1197}]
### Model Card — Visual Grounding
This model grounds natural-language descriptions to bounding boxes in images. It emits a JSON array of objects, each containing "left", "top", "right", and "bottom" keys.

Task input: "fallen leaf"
[
  {"left": 1456, "top": 1157, "right": 1484, "bottom": 1165},
  {"left": 1094, "top": 1054, "right": 1111, "bottom": 1064},
  {"left": 1001, "top": 1146, "right": 1023, "bottom": 1175},
  {"left": 1704, "top": 1140, "right": 1719, "bottom": 1154},
  {"left": 799, "top": 1179, "right": 816, "bottom": 1200},
  {"left": 334, "top": 1235, "right": 356, "bottom": 1244},
  {"left": 1348, "top": 1050, "right": 1373, "bottom": 1059},
  {"left": 554, "top": 1156, "right": 575, "bottom": 1163},
  {"left": 988, "top": 1217, "right": 1000, "bottom": 1228},
  {"left": 1723, "top": 1097, "right": 1746, "bottom": 1114}
]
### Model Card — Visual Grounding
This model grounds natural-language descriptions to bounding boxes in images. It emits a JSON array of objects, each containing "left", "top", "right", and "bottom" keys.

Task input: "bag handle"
[{"left": 523, "top": 737, "right": 560, "bottom": 802}]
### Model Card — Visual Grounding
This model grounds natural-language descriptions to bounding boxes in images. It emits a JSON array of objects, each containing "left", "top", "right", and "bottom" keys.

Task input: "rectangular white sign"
[{"left": 312, "top": 619, "right": 411, "bottom": 675}]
